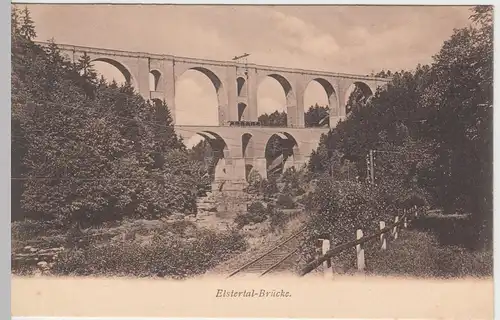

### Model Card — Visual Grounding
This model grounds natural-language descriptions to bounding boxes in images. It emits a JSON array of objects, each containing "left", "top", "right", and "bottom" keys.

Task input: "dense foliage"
[
  {"left": 304, "top": 104, "right": 329, "bottom": 127},
  {"left": 258, "top": 104, "right": 332, "bottom": 128},
  {"left": 11, "top": 7, "right": 210, "bottom": 225},
  {"left": 234, "top": 201, "right": 268, "bottom": 228},
  {"left": 51, "top": 228, "right": 247, "bottom": 278},
  {"left": 297, "top": 178, "right": 427, "bottom": 267},
  {"left": 279, "top": 167, "right": 305, "bottom": 197},
  {"left": 258, "top": 110, "right": 287, "bottom": 127},
  {"left": 307, "top": 6, "right": 493, "bottom": 249}
]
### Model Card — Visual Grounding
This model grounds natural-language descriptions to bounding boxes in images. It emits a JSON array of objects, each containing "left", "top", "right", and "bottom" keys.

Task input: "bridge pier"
[{"left": 253, "top": 158, "right": 268, "bottom": 180}]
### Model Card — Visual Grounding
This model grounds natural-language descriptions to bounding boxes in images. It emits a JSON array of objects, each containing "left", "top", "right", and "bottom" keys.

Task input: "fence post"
[
  {"left": 356, "top": 229, "right": 365, "bottom": 271},
  {"left": 393, "top": 216, "right": 399, "bottom": 239},
  {"left": 316, "top": 239, "right": 323, "bottom": 257},
  {"left": 379, "top": 221, "right": 387, "bottom": 250},
  {"left": 321, "top": 239, "right": 332, "bottom": 278}
]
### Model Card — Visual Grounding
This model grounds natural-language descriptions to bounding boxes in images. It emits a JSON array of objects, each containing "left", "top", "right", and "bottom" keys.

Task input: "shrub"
[
  {"left": 11, "top": 219, "right": 66, "bottom": 241},
  {"left": 367, "top": 230, "right": 493, "bottom": 278},
  {"left": 402, "top": 192, "right": 428, "bottom": 209},
  {"left": 50, "top": 229, "right": 247, "bottom": 278},
  {"left": 298, "top": 179, "right": 406, "bottom": 266},
  {"left": 248, "top": 201, "right": 266, "bottom": 216},
  {"left": 276, "top": 193, "right": 296, "bottom": 209},
  {"left": 260, "top": 178, "right": 278, "bottom": 199},
  {"left": 280, "top": 167, "right": 306, "bottom": 196},
  {"left": 269, "top": 206, "right": 286, "bottom": 233},
  {"left": 234, "top": 201, "right": 268, "bottom": 229}
]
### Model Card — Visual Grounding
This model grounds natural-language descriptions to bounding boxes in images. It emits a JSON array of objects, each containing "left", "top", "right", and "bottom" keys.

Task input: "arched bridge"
[
  {"left": 174, "top": 125, "right": 329, "bottom": 184},
  {"left": 36, "top": 41, "right": 390, "bottom": 189},
  {"left": 36, "top": 41, "right": 390, "bottom": 128}
]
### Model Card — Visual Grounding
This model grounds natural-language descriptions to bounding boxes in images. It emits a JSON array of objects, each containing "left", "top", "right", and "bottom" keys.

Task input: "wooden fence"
[{"left": 299, "top": 205, "right": 423, "bottom": 277}]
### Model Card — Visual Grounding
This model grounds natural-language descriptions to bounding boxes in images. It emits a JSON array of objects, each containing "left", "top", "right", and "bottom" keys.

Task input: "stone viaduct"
[{"left": 37, "top": 41, "right": 391, "bottom": 190}]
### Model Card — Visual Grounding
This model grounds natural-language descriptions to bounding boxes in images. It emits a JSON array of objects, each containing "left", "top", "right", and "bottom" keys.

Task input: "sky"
[{"left": 24, "top": 4, "right": 474, "bottom": 133}]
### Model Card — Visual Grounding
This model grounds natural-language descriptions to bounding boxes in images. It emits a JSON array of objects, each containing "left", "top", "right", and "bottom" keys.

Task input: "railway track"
[{"left": 227, "top": 227, "right": 307, "bottom": 278}]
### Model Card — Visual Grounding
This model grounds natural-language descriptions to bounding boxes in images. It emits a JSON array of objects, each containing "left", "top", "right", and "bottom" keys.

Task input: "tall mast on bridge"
[{"left": 232, "top": 53, "right": 250, "bottom": 65}]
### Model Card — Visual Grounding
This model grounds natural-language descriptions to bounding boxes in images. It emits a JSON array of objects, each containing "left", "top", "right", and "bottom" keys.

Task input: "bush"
[
  {"left": 412, "top": 215, "right": 479, "bottom": 249},
  {"left": 402, "top": 192, "right": 428, "bottom": 209},
  {"left": 280, "top": 167, "right": 306, "bottom": 196},
  {"left": 269, "top": 206, "right": 286, "bottom": 233},
  {"left": 248, "top": 201, "right": 266, "bottom": 216},
  {"left": 11, "top": 219, "right": 66, "bottom": 241},
  {"left": 234, "top": 201, "right": 268, "bottom": 229},
  {"left": 367, "top": 230, "right": 492, "bottom": 278},
  {"left": 276, "top": 193, "right": 296, "bottom": 209},
  {"left": 260, "top": 178, "right": 278, "bottom": 199},
  {"left": 298, "top": 179, "right": 414, "bottom": 266},
  {"left": 50, "top": 229, "right": 247, "bottom": 278}
]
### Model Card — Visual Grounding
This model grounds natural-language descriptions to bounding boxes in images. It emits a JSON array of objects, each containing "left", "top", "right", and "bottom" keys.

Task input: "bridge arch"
[
  {"left": 195, "top": 130, "right": 229, "bottom": 157},
  {"left": 344, "top": 81, "right": 375, "bottom": 116},
  {"left": 238, "top": 102, "right": 248, "bottom": 121},
  {"left": 352, "top": 81, "right": 374, "bottom": 98},
  {"left": 303, "top": 78, "right": 338, "bottom": 127},
  {"left": 91, "top": 57, "right": 135, "bottom": 87},
  {"left": 175, "top": 66, "right": 228, "bottom": 126},
  {"left": 266, "top": 74, "right": 293, "bottom": 96},
  {"left": 242, "top": 132, "right": 253, "bottom": 158},
  {"left": 237, "top": 77, "right": 247, "bottom": 96},
  {"left": 187, "top": 130, "right": 230, "bottom": 183},
  {"left": 257, "top": 73, "right": 296, "bottom": 127},
  {"left": 264, "top": 132, "right": 299, "bottom": 178},
  {"left": 237, "top": 76, "right": 249, "bottom": 121},
  {"left": 242, "top": 132, "right": 255, "bottom": 181},
  {"left": 149, "top": 69, "right": 162, "bottom": 91}
]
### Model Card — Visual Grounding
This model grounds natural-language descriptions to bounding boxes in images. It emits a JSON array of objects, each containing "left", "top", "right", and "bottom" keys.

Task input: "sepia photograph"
[{"left": 10, "top": 3, "right": 494, "bottom": 319}]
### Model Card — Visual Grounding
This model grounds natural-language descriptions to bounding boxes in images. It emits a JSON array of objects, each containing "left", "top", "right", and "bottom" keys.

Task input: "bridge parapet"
[{"left": 34, "top": 41, "right": 392, "bottom": 83}]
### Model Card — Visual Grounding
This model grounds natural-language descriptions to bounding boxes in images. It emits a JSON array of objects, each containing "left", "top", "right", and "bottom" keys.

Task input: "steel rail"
[
  {"left": 259, "top": 247, "right": 300, "bottom": 277},
  {"left": 227, "top": 226, "right": 307, "bottom": 278}
]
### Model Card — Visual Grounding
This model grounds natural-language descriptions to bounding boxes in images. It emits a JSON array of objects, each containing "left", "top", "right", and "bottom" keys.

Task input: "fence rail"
[{"left": 299, "top": 206, "right": 421, "bottom": 277}]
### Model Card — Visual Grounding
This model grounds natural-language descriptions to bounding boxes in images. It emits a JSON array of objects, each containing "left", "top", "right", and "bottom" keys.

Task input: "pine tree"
[
  {"left": 44, "top": 39, "right": 68, "bottom": 94},
  {"left": 19, "top": 6, "right": 36, "bottom": 41},
  {"left": 75, "top": 52, "right": 98, "bottom": 98},
  {"left": 11, "top": 6, "right": 20, "bottom": 40},
  {"left": 76, "top": 52, "right": 98, "bottom": 84},
  {"left": 98, "top": 75, "right": 107, "bottom": 88}
]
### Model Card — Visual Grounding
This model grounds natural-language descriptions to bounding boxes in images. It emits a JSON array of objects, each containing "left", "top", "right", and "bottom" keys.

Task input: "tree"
[
  {"left": 11, "top": 6, "right": 20, "bottom": 37},
  {"left": 345, "top": 86, "right": 368, "bottom": 115},
  {"left": 307, "top": 6, "right": 493, "bottom": 249},
  {"left": 304, "top": 104, "right": 329, "bottom": 127},
  {"left": 370, "top": 70, "right": 392, "bottom": 78},
  {"left": 258, "top": 110, "right": 287, "bottom": 127},
  {"left": 188, "top": 139, "right": 215, "bottom": 181},
  {"left": 19, "top": 6, "right": 36, "bottom": 41},
  {"left": 261, "top": 178, "right": 278, "bottom": 200},
  {"left": 188, "top": 139, "right": 212, "bottom": 163},
  {"left": 75, "top": 52, "right": 99, "bottom": 98},
  {"left": 11, "top": 8, "right": 209, "bottom": 224},
  {"left": 419, "top": 6, "right": 493, "bottom": 246}
]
